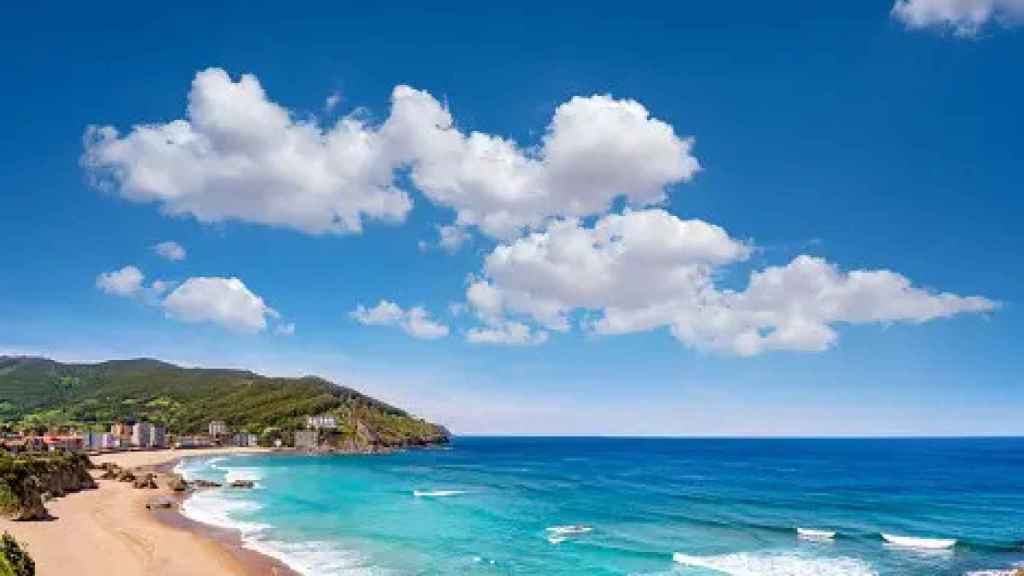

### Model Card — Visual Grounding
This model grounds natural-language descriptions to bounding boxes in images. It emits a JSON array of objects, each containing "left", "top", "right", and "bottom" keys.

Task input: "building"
[
  {"left": 174, "top": 435, "right": 214, "bottom": 449},
  {"left": 233, "top": 432, "right": 259, "bottom": 447},
  {"left": 79, "top": 430, "right": 104, "bottom": 451},
  {"left": 0, "top": 436, "right": 44, "bottom": 453},
  {"left": 306, "top": 414, "right": 338, "bottom": 430},
  {"left": 131, "top": 422, "right": 153, "bottom": 448},
  {"left": 43, "top": 435, "right": 83, "bottom": 452},
  {"left": 100, "top": 433, "right": 120, "bottom": 450},
  {"left": 208, "top": 420, "right": 229, "bottom": 437},
  {"left": 151, "top": 425, "right": 166, "bottom": 448},
  {"left": 110, "top": 422, "right": 132, "bottom": 437},
  {"left": 294, "top": 429, "right": 318, "bottom": 449}
]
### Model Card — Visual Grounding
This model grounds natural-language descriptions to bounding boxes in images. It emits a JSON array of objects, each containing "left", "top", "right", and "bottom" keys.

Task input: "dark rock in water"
[
  {"left": 133, "top": 473, "right": 158, "bottom": 489},
  {"left": 192, "top": 479, "right": 222, "bottom": 488},
  {"left": 229, "top": 479, "right": 255, "bottom": 489}
]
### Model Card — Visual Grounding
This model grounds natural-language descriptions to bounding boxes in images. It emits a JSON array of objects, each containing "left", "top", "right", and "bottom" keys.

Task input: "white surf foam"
[
  {"left": 224, "top": 466, "right": 265, "bottom": 487},
  {"left": 546, "top": 524, "right": 593, "bottom": 536},
  {"left": 880, "top": 533, "right": 957, "bottom": 550},
  {"left": 244, "top": 538, "right": 390, "bottom": 576},
  {"left": 545, "top": 525, "right": 592, "bottom": 544},
  {"left": 179, "top": 489, "right": 270, "bottom": 537},
  {"left": 672, "top": 551, "right": 878, "bottom": 576},
  {"left": 412, "top": 489, "right": 465, "bottom": 497},
  {"left": 797, "top": 527, "right": 837, "bottom": 540}
]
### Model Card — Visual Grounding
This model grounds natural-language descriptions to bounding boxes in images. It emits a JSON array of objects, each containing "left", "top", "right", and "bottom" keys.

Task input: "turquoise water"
[{"left": 176, "top": 438, "right": 1024, "bottom": 575}]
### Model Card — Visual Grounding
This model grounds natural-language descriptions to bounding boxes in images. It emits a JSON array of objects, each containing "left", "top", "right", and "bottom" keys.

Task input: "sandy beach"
[{"left": 0, "top": 447, "right": 293, "bottom": 576}]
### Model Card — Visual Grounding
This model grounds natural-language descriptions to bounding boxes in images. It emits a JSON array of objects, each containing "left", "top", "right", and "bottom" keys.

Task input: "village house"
[
  {"left": 131, "top": 422, "right": 152, "bottom": 447},
  {"left": 100, "top": 432, "right": 120, "bottom": 450},
  {"left": 174, "top": 435, "right": 214, "bottom": 449},
  {"left": 233, "top": 432, "right": 259, "bottom": 447},
  {"left": 43, "top": 435, "right": 83, "bottom": 452},
  {"left": 79, "top": 430, "right": 104, "bottom": 451},
  {"left": 208, "top": 420, "right": 229, "bottom": 438},
  {"left": 306, "top": 414, "right": 338, "bottom": 430},
  {"left": 294, "top": 429, "right": 318, "bottom": 449}
]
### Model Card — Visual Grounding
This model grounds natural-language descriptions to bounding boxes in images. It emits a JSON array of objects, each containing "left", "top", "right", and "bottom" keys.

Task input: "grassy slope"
[{"left": 0, "top": 356, "right": 447, "bottom": 447}]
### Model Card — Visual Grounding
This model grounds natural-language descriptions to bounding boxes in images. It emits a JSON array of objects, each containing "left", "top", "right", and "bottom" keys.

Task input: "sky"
[{"left": 1, "top": 1, "right": 1022, "bottom": 436}]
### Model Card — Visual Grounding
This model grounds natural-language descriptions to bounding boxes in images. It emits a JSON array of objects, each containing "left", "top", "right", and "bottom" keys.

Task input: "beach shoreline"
[{"left": 0, "top": 447, "right": 298, "bottom": 576}]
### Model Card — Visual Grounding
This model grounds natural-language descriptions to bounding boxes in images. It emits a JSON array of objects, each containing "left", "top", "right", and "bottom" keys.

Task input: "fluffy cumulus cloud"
[
  {"left": 96, "top": 264, "right": 285, "bottom": 334},
  {"left": 96, "top": 265, "right": 145, "bottom": 296},
  {"left": 350, "top": 300, "right": 449, "bottom": 340},
  {"left": 384, "top": 88, "right": 699, "bottom": 238},
  {"left": 162, "top": 276, "right": 279, "bottom": 334},
  {"left": 83, "top": 68, "right": 698, "bottom": 239},
  {"left": 153, "top": 240, "right": 187, "bottom": 261},
  {"left": 892, "top": 0, "right": 1024, "bottom": 35},
  {"left": 82, "top": 68, "right": 412, "bottom": 235},
  {"left": 465, "top": 209, "right": 996, "bottom": 355}
]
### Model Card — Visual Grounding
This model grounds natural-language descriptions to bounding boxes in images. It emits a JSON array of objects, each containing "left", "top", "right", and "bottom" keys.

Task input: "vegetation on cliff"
[
  {"left": 0, "top": 356, "right": 448, "bottom": 449},
  {"left": 0, "top": 452, "right": 96, "bottom": 520},
  {"left": 0, "top": 533, "right": 34, "bottom": 576}
]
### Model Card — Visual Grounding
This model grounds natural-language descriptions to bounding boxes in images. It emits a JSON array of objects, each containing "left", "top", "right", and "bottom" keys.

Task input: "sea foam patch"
[
  {"left": 179, "top": 489, "right": 270, "bottom": 537},
  {"left": 243, "top": 538, "right": 389, "bottom": 576},
  {"left": 672, "top": 551, "right": 878, "bottom": 576}
]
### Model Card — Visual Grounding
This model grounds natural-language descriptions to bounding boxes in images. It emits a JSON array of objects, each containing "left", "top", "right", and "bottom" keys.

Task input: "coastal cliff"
[
  {"left": 0, "top": 453, "right": 96, "bottom": 520},
  {"left": 0, "top": 356, "right": 448, "bottom": 451}
]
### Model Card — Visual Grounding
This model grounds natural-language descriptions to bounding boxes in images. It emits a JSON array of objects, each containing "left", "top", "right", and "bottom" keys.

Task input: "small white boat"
[
  {"left": 881, "top": 533, "right": 957, "bottom": 549},
  {"left": 797, "top": 527, "right": 836, "bottom": 539}
]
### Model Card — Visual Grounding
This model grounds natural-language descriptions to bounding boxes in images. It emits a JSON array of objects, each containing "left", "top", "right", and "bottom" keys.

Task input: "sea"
[{"left": 174, "top": 437, "right": 1024, "bottom": 576}]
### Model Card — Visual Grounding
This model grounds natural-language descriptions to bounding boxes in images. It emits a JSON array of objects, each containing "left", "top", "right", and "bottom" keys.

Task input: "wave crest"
[{"left": 672, "top": 551, "right": 878, "bottom": 576}]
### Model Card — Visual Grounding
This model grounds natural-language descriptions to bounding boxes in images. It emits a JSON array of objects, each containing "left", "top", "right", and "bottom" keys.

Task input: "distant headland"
[{"left": 0, "top": 356, "right": 450, "bottom": 455}]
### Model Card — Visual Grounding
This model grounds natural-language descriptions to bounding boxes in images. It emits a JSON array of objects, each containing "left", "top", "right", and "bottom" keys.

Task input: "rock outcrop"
[
  {"left": 0, "top": 452, "right": 96, "bottom": 521},
  {"left": 166, "top": 474, "right": 189, "bottom": 492},
  {"left": 132, "top": 473, "right": 158, "bottom": 489}
]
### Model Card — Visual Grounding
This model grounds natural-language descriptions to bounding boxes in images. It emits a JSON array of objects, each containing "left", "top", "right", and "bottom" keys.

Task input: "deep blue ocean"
[{"left": 176, "top": 437, "right": 1024, "bottom": 575}]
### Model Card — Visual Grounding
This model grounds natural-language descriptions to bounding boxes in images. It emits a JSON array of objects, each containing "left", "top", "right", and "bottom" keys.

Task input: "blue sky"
[{"left": 1, "top": 1, "right": 1021, "bottom": 435}]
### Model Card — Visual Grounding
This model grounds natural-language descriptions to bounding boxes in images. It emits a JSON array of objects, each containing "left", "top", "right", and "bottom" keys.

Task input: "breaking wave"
[{"left": 672, "top": 551, "right": 878, "bottom": 576}]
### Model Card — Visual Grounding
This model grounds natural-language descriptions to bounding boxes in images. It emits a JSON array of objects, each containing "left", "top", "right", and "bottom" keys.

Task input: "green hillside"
[{"left": 0, "top": 356, "right": 448, "bottom": 449}]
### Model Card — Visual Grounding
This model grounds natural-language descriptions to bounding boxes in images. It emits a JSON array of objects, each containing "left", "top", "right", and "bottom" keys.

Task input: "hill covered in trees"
[{"left": 0, "top": 356, "right": 448, "bottom": 449}]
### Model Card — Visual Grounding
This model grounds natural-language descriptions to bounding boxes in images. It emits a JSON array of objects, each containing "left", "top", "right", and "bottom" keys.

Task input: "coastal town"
[{"left": 0, "top": 413, "right": 340, "bottom": 455}]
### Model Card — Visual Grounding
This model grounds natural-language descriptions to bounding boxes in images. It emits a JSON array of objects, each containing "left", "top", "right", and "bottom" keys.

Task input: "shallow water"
[{"left": 176, "top": 437, "right": 1024, "bottom": 575}]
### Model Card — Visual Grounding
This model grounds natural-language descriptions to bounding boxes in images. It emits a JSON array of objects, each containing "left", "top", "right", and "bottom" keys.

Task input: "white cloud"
[
  {"left": 153, "top": 240, "right": 187, "bottom": 261},
  {"left": 324, "top": 92, "right": 341, "bottom": 111},
  {"left": 404, "top": 307, "right": 450, "bottom": 339},
  {"left": 83, "top": 68, "right": 698, "bottom": 239},
  {"left": 420, "top": 224, "right": 471, "bottom": 253},
  {"left": 466, "top": 321, "right": 549, "bottom": 346},
  {"left": 162, "top": 276, "right": 278, "bottom": 334},
  {"left": 385, "top": 88, "right": 700, "bottom": 238},
  {"left": 275, "top": 322, "right": 296, "bottom": 336},
  {"left": 467, "top": 209, "right": 996, "bottom": 355},
  {"left": 96, "top": 266, "right": 145, "bottom": 297},
  {"left": 350, "top": 300, "right": 449, "bottom": 340},
  {"left": 892, "top": 0, "right": 1024, "bottom": 35},
  {"left": 82, "top": 68, "right": 412, "bottom": 235},
  {"left": 438, "top": 225, "right": 471, "bottom": 253}
]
